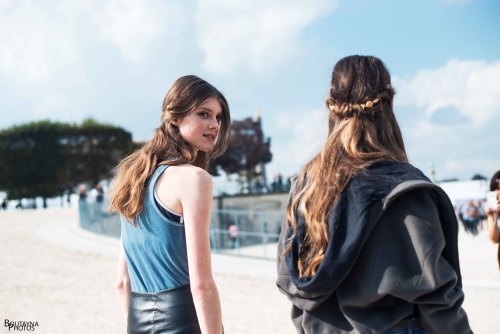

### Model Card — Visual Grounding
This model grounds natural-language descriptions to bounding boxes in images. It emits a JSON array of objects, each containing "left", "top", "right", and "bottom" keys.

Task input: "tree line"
[
  {"left": 0, "top": 119, "right": 135, "bottom": 208},
  {"left": 0, "top": 116, "right": 273, "bottom": 207}
]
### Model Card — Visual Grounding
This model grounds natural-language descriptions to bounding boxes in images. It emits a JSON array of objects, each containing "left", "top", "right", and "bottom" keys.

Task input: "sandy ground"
[{"left": 0, "top": 207, "right": 499, "bottom": 334}]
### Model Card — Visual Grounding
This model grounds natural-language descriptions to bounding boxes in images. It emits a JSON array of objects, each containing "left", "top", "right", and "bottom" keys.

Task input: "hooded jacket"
[{"left": 277, "top": 161, "right": 472, "bottom": 333}]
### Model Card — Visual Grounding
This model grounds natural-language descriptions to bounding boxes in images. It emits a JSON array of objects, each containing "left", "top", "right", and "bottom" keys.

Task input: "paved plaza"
[{"left": 0, "top": 207, "right": 498, "bottom": 333}]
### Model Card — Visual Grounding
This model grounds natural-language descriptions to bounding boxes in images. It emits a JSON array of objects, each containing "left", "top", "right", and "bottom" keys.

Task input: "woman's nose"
[{"left": 209, "top": 116, "right": 220, "bottom": 129}]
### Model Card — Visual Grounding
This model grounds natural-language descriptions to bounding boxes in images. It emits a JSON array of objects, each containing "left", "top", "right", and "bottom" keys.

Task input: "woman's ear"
[{"left": 171, "top": 118, "right": 179, "bottom": 126}]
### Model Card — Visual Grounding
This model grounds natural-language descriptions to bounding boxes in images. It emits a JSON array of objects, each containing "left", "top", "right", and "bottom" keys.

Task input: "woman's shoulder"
[
  {"left": 167, "top": 164, "right": 212, "bottom": 185},
  {"left": 155, "top": 164, "right": 212, "bottom": 212},
  {"left": 169, "top": 164, "right": 210, "bottom": 176}
]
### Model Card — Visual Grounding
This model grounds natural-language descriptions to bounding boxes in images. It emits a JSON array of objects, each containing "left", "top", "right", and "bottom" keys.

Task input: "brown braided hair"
[{"left": 285, "top": 56, "right": 408, "bottom": 277}]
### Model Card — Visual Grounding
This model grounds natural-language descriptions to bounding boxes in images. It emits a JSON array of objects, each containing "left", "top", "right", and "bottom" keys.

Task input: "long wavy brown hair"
[
  {"left": 109, "top": 75, "right": 231, "bottom": 223},
  {"left": 285, "top": 55, "right": 408, "bottom": 277}
]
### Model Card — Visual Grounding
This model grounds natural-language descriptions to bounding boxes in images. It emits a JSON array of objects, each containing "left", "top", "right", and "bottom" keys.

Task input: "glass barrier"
[{"left": 78, "top": 201, "right": 283, "bottom": 260}]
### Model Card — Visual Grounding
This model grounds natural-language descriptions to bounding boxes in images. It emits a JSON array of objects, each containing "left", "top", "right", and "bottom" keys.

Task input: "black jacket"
[{"left": 277, "top": 161, "right": 472, "bottom": 333}]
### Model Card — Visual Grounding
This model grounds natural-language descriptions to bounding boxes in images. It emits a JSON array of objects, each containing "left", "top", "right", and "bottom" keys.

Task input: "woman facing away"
[
  {"left": 110, "top": 75, "right": 230, "bottom": 334},
  {"left": 276, "top": 56, "right": 472, "bottom": 334}
]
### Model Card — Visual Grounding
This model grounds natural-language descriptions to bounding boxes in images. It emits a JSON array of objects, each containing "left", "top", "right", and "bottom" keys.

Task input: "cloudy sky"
[{"left": 1, "top": 0, "right": 499, "bottom": 188}]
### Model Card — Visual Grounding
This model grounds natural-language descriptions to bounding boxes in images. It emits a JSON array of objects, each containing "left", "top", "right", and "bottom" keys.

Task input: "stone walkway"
[{"left": 0, "top": 208, "right": 498, "bottom": 333}]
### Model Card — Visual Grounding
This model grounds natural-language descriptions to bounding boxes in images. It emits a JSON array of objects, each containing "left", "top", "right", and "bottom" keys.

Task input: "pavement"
[{"left": 1, "top": 207, "right": 499, "bottom": 333}]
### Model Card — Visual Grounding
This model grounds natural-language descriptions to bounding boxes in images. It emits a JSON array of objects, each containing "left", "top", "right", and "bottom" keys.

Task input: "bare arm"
[
  {"left": 487, "top": 201, "right": 500, "bottom": 243},
  {"left": 116, "top": 241, "right": 131, "bottom": 319},
  {"left": 181, "top": 168, "right": 222, "bottom": 334}
]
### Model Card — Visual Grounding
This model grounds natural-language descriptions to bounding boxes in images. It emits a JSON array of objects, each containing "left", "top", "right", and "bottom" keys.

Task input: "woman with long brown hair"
[
  {"left": 112, "top": 75, "right": 230, "bottom": 333},
  {"left": 277, "top": 56, "right": 472, "bottom": 333}
]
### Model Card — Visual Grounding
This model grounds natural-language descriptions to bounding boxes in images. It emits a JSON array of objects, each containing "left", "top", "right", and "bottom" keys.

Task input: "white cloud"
[
  {"left": 0, "top": 0, "right": 193, "bottom": 132},
  {"left": 0, "top": 0, "right": 79, "bottom": 85},
  {"left": 394, "top": 59, "right": 500, "bottom": 180},
  {"left": 0, "top": 0, "right": 187, "bottom": 88},
  {"left": 394, "top": 59, "right": 500, "bottom": 127},
  {"left": 92, "top": 0, "right": 186, "bottom": 64},
  {"left": 194, "top": 0, "right": 337, "bottom": 76},
  {"left": 267, "top": 108, "right": 328, "bottom": 177}
]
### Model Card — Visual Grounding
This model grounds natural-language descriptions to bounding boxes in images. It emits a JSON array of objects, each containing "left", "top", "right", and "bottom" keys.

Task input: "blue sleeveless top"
[{"left": 121, "top": 165, "right": 190, "bottom": 293}]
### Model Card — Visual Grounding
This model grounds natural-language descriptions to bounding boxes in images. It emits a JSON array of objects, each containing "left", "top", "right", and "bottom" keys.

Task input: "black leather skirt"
[{"left": 127, "top": 285, "right": 201, "bottom": 334}]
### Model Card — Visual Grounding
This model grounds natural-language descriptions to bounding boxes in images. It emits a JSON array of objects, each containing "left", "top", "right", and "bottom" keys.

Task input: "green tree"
[
  {"left": 65, "top": 118, "right": 133, "bottom": 185},
  {"left": 0, "top": 120, "right": 71, "bottom": 207},
  {"left": 0, "top": 119, "right": 134, "bottom": 207}
]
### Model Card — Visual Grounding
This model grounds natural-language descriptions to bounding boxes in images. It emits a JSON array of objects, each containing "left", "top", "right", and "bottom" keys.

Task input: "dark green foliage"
[
  {"left": 64, "top": 118, "right": 134, "bottom": 184},
  {"left": 0, "top": 119, "right": 134, "bottom": 204},
  {"left": 0, "top": 120, "right": 71, "bottom": 200}
]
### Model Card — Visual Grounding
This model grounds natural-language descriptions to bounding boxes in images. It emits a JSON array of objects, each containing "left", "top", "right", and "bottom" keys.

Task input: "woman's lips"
[{"left": 204, "top": 134, "right": 216, "bottom": 142}]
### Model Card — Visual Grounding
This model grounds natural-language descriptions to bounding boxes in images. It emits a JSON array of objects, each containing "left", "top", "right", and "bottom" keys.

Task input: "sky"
[{"left": 1, "top": 0, "right": 499, "bottom": 191}]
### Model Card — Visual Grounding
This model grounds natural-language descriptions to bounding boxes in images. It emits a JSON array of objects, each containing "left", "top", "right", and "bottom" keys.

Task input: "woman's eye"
[
  {"left": 216, "top": 116, "right": 222, "bottom": 124},
  {"left": 198, "top": 112, "right": 209, "bottom": 118}
]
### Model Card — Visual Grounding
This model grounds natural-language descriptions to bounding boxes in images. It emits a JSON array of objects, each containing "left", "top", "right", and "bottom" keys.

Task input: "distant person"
[
  {"left": 78, "top": 185, "right": 88, "bottom": 201},
  {"left": 66, "top": 187, "right": 73, "bottom": 207},
  {"left": 285, "top": 175, "right": 293, "bottom": 192},
  {"left": 95, "top": 184, "right": 104, "bottom": 203},
  {"left": 228, "top": 224, "right": 239, "bottom": 249},
  {"left": 277, "top": 173, "right": 283, "bottom": 192},
  {"left": 272, "top": 173, "right": 284, "bottom": 193},
  {"left": 485, "top": 170, "right": 500, "bottom": 270},
  {"left": 276, "top": 55, "right": 472, "bottom": 333},
  {"left": 473, "top": 200, "right": 486, "bottom": 231},
  {"left": 1, "top": 198, "right": 7, "bottom": 210},
  {"left": 460, "top": 200, "right": 480, "bottom": 235},
  {"left": 110, "top": 75, "right": 230, "bottom": 333}
]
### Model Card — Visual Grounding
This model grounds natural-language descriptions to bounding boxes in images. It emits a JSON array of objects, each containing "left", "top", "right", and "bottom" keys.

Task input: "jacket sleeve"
[{"left": 381, "top": 188, "right": 472, "bottom": 334}]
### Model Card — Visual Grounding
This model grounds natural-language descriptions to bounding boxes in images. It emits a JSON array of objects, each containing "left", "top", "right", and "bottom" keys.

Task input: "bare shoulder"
[
  {"left": 157, "top": 165, "right": 212, "bottom": 213},
  {"left": 169, "top": 164, "right": 212, "bottom": 187}
]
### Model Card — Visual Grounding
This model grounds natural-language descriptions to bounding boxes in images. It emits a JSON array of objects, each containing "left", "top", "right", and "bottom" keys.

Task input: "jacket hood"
[{"left": 277, "top": 161, "right": 431, "bottom": 309}]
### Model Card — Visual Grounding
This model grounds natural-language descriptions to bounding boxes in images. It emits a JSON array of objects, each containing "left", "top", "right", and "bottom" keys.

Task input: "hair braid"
[{"left": 285, "top": 56, "right": 407, "bottom": 277}]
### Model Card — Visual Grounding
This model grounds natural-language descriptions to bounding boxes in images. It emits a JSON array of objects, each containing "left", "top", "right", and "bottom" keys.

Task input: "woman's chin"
[{"left": 195, "top": 145, "right": 212, "bottom": 153}]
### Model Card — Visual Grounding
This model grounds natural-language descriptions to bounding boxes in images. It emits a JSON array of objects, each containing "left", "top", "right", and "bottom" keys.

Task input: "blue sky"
[{"left": 1, "top": 0, "right": 499, "bottom": 188}]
